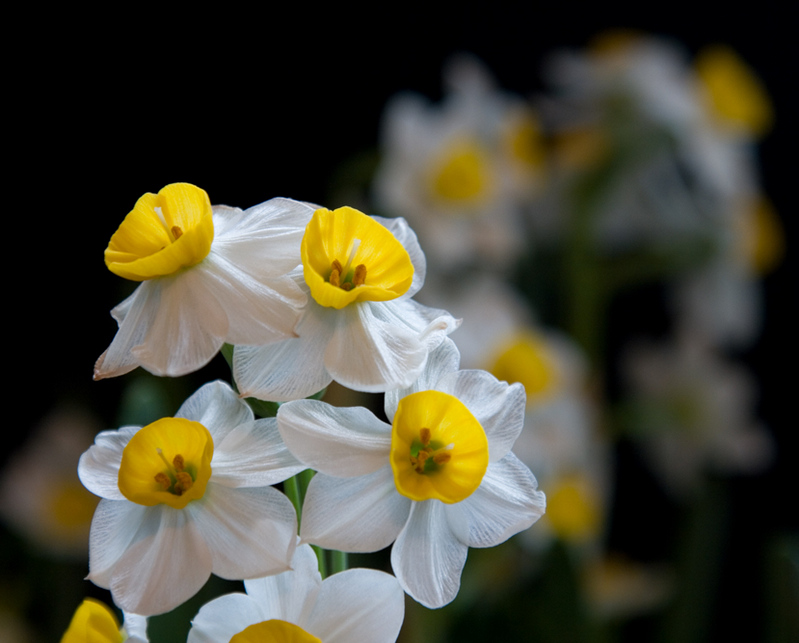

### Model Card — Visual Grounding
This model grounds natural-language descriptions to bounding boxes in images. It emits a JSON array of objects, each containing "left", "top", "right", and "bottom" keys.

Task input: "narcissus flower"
[
  {"left": 233, "top": 206, "right": 458, "bottom": 401},
  {"left": 95, "top": 184, "right": 314, "bottom": 379},
  {"left": 277, "top": 338, "right": 545, "bottom": 608},
  {"left": 61, "top": 598, "right": 147, "bottom": 643},
  {"left": 187, "top": 544, "right": 404, "bottom": 643},
  {"left": 78, "top": 381, "right": 304, "bottom": 615}
]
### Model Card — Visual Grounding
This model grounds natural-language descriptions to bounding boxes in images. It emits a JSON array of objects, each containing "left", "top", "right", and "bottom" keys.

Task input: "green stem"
[{"left": 330, "top": 550, "right": 349, "bottom": 575}]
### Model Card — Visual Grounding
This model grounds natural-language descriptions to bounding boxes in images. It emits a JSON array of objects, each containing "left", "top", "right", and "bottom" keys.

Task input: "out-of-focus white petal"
[
  {"left": 277, "top": 401, "right": 392, "bottom": 477},
  {"left": 325, "top": 302, "right": 430, "bottom": 393},
  {"left": 107, "top": 506, "right": 212, "bottom": 615},
  {"left": 176, "top": 380, "right": 253, "bottom": 444},
  {"left": 436, "top": 370, "right": 526, "bottom": 461},
  {"left": 306, "top": 568, "right": 405, "bottom": 643},
  {"left": 190, "top": 484, "right": 296, "bottom": 580},
  {"left": 446, "top": 453, "right": 546, "bottom": 548},
  {"left": 244, "top": 544, "right": 322, "bottom": 625},
  {"left": 385, "top": 337, "right": 461, "bottom": 421},
  {"left": 87, "top": 499, "right": 149, "bottom": 588},
  {"left": 78, "top": 427, "right": 138, "bottom": 500},
  {"left": 233, "top": 303, "right": 336, "bottom": 402},
  {"left": 187, "top": 592, "right": 262, "bottom": 643},
  {"left": 391, "top": 499, "right": 469, "bottom": 609},
  {"left": 300, "top": 468, "right": 410, "bottom": 552},
  {"left": 212, "top": 418, "right": 305, "bottom": 487}
]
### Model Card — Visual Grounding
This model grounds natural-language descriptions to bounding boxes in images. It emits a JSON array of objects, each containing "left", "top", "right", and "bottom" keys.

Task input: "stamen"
[
  {"left": 154, "top": 472, "right": 171, "bottom": 490},
  {"left": 171, "top": 225, "right": 183, "bottom": 240},
  {"left": 433, "top": 452, "right": 451, "bottom": 465},
  {"left": 353, "top": 264, "right": 367, "bottom": 286},
  {"left": 173, "top": 454, "right": 185, "bottom": 471},
  {"left": 420, "top": 428, "right": 431, "bottom": 446},
  {"left": 174, "top": 471, "right": 193, "bottom": 495}
]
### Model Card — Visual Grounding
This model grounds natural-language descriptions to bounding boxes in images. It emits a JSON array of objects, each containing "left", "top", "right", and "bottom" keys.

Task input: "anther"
[
  {"left": 154, "top": 472, "right": 171, "bottom": 490},
  {"left": 433, "top": 452, "right": 451, "bottom": 465},
  {"left": 329, "top": 259, "right": 343, "bottom": 288},
  {"left": 171, "top": 225, "right": 183, "bottom": 240},
  {"left": 173, "top": 454, "right": 185, "bottom": 471},
  {"left": 420, "top": 428, "right": 431, "bottom": 446},
  {"left": 353, "top": 264, "right": 367, "bottom": 286},
  {"left": 174, "top": 471, "right": 193, "bottom": 495}
]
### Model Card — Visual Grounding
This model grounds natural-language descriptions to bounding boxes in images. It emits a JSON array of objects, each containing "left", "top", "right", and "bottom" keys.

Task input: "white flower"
[
  {"left": 277, "top": 338, "right": 546, "bottom": 608},
  {"left": 373, "top": 55, "right": 545, "bottom": 273},
  {"left": 233, "top": 205, "right": 458, "bottom": 401},
  {"left": 95, "top": 183, "right": 314, "bottom": 379},
  {"left": 187, "top": 544, "right": 404, "bottom": 643},
  {"left": 622, "top": 332, "right": 773, "bottom": 496},
  {"left": 60, "top": 598, "right": 148, "bottom": 643},
  {"left": 78, "top": 380, "right": 304, "bottom": 615}
]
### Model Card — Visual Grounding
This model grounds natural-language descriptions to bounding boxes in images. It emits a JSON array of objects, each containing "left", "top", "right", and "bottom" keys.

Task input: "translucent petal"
[
  {"left": 446, "top": 453, "right": 546, "bottom": 548},
  {"left": 435, "top": 370, "right": 526, "bottom": 461},
  {"left": 190, "top": 485, "right": 296, "bottom": 580},
  {"left": 78, "top": 427, "right": 138, "bottom": 501},
  {"left": 106, "top": 506, "right": 212, "bottom": 615},
  {"left": 176, "top": 380, "right": 253, "bottom": 444},
  {"left": 391, "top": 499, "right": 468, "bottom": 609},
  {"left": 277, "top": 401, "right": 391, "bottom": 477},
  {"left": 87, "top": 500, "right": 149, "bottom": 589},
  {"left": 233, "top": 304, "right": 336, "bottom": 402},
  {"left": 212, "top": 418, "right": 305, "bottom": 488},
  {"left": 187, "top": 592, "right": 262, "bottom": 643},
  {"left": 300, "top": 468, "right": 410, "bottom": 553},
  {"left": 305, "top": 569, "right": 404, "bottom": 643}
]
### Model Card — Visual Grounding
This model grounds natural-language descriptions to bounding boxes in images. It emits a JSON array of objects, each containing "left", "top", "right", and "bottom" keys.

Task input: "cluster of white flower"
[{"left": 66, "top": 182, "right": 546, "bottom": 641}]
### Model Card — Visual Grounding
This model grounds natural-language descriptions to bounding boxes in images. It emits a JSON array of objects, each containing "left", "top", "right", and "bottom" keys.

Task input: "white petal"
[
  {"left": 305, "top": 568, "right": 404, "bottom": 643},
  {"left": 391, "top": 499, "right": 468, "bottom": 609},
  {"left": 244, "top": 544, "right": 322, "bottom": 625},
  {"left": 121, "top": 613, "right": 149, "bottom": 643},
  {"left": 212, "top": 198, "right": 314, "bottom": 276},
  {"left": 385, "top": 337, "right": 461, "bottom": 420},
  {"left": 94, "top": 283, "right": 161, "bottom": 380},
  {"left": 233, "top": 303, "right": 336, "bottom": 402},
  {"left": 78, "top": 427, "right": 138, "bottom": 500},
  {"left": 300, "top": 468, "right": 410, "bottom": 553},
  {"left": 277, "top": 401, "right": 392, "bottom": 477},
  {"left": 107, "top": 506, "right": 212, "bottom": 615},
  {"left": 188, "top": 592, "right": 262, "bottom": 643},
  {"left": 324, "top": 302, "right": 429, "bottom": 393},
  {"left": 176, "top": 380, "right": 253, "bottom": 443},
  {"left": 132, "top": 269, "right": 229, "bottom": 377},
  {"left": 212, "top": 418, "right": 305, "bottom": 487},
  {"left": 190, "top": 484, "right": 296, "bottom": 580},
  {"left": 195, "top": 252, "right": 306, "bottom": 346},
  {"left": 87, "top": 499, "right": 149, "bottom": 588},
  {"left": 446, "top": 453, "right": 546, "bottom": 548},
  {"left": 373, "top": 215, "right": 427, "bottom": 299},
  {"left": 436, "top": 370, "right": 526, "bottom": 461}
]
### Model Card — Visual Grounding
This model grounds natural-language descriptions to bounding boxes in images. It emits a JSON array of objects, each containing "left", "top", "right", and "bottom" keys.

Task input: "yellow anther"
[
  {"left": 154, "top": 472, "right": 171, "bottom": 490},
  {"left": 433, "top": 452, "right": 451, "bottom": 465},
  {"left": 171, "top": 225, "right": 184, "bottom": 240},
  {"left": 175, "top": 471, "right": 194, "bottom": 495},
  {"left": 420, "top": 428, "right": 431, "bottom": 446},
  {"left": 353, "top": 263, "right": 367, "bottom": 286},
  {"left": 173, "top": 454, "right": 185, "bottom": 471}
]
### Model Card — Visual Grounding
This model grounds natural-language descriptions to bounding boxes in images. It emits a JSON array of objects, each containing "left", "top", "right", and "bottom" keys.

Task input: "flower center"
[
  {"left": 488, "top": 332, "right": 560, "bottom": 403},
  {"left": 430, "top": 138, "right": 493, "bottom": 205},
  {"left": 229, "top": 619, "right": 321, "bottom": 643},
  {"left": 390, "top": 390, "right": 488, "bottom": 504},
  {"left": 105, "top": 182, "right": 215, "bottom": 281},
  {"left": 118, "top": 417, "right": 213, "bottom": 510},
  {"left": 61, "top": 598, "right": 124, "bottom": 643},
  {"left": 301, "top": 206, "right": 414, "bottom": 309}
]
